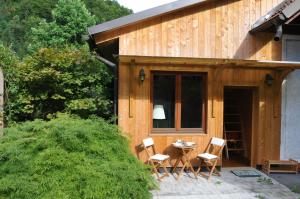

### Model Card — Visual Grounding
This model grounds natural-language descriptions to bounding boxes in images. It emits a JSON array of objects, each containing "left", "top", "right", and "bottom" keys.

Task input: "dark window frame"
[{"left": 150, "top": 71, "right": 207, "bottom": 134}]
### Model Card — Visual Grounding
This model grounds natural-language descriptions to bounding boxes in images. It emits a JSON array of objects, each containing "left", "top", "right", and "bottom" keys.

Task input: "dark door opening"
[{"left": 223, "top": 87, "right": 253, "bottom": 167}]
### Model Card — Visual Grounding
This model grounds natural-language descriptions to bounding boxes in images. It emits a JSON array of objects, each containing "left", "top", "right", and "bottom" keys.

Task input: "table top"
[{"left": 172, "top": 141, "right": 197, "bottom": 149}]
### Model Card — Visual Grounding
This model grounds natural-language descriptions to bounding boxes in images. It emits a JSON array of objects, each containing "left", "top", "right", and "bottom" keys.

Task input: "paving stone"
[{"left": 150, "top": 167, "right": 300, "bottom": 199}]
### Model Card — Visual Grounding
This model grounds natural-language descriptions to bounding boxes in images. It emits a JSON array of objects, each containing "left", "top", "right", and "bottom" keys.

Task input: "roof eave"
[
  {"left": 119, "top": 55, "right": 300, "bottom": 69},
  {"left": 88, "top": 0, "right": 212, "bottom": 36}
]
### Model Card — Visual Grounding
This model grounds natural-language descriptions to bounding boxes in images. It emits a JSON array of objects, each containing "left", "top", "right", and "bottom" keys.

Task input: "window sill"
[{"left": 150, "top": 130, "right": 207, "bottom": 136}]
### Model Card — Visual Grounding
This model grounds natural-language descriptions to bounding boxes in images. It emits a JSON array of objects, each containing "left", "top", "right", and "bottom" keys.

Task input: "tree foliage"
[
  {"left": 0, "top": 0, "right": 132, "bottom": 56},
  {"left": 28, "top": 0, "right": 96, "bottom": 52},
  {"left": 0, "top": 43, "right": 20, "bottom": 123},
  {"left": 84, "top": 0, "right": 132, "bottom": 23},
  {"left": 0, "top": 114, "right": 155, "bottom": 199},
  {"left": 9, "top": 47, "right": 112, "bottom": 122}
]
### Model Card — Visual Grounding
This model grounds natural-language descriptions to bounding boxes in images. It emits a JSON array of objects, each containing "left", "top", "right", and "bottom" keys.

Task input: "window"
[
  {"left": 151, "top": 72, "right": 207, "bottom": 133},
  {"left": 282, "top": 35, "right": 300, "bottom": 61}
]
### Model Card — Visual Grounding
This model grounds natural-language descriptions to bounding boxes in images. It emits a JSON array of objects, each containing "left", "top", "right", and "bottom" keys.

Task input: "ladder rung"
[
  {"left": 227, "top": 139, "right": 243, "bottom": 142},
  {"left": 228, "top": 148, "right": 245, "bottom": 151}
]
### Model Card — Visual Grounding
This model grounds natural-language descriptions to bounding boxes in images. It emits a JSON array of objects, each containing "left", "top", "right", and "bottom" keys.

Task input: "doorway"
[{"left": 223, "top": 87, "right": 254, "bottom": 167}]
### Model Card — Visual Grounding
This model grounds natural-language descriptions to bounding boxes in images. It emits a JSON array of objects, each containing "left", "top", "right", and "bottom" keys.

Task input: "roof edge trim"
[{"left": 88, "top": 0, "right": 212, "bottom": 36}]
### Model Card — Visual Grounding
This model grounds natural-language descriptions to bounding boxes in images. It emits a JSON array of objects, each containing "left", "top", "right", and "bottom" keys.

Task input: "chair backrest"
[
  {"left": 206, "top": 137, "right": 226, "bottom": 156},
  {"left": 143, "top": 138, "right": 154, "bottom": 147},
  {"left": 143, "top": 138, "right": 156, "bottom": 159},
  {"left": 211, "top": 137, "right": 225, "bottom": 147}
]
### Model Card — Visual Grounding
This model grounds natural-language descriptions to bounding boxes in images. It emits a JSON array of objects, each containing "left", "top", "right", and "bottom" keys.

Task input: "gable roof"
[
  {"left": 88, "top": 0, "right": 212, "bottom": 36},
  {"left": 250, "top": 0, "right": 300, "bottom": 32}
]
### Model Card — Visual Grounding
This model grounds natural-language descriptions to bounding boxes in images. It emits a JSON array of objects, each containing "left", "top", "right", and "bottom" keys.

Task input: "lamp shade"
[{"left": 153, "top": 105, "right": 166, "bottom": 119}]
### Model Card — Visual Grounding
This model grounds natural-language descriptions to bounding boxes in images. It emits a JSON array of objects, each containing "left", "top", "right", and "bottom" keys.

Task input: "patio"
[{"left": 151, "top": 168, "right": 300, "bottom": 199}]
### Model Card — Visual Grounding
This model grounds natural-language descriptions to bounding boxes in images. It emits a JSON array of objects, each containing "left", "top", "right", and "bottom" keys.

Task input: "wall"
[
  {"left": 118, "top": 60, "right": 283, "bottom": 166},
  {"left": 281, "top": 71, "right": 300, "bottom": 161},
  {"left": 281, "top": 35, "right": 300, "bottom": 161},
  {"left": 93, "top": 0, "right": 286, "bottom": 166},
  {"left": 93, "top": 0, "right": 283, "bottom": 61}
]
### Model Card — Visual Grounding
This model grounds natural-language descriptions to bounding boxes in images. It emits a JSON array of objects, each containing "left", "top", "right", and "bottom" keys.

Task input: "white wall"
[
  {"left": 281, "top": 70, "right": 300, "bottom": 161},
  {"left": 281, "top": 34, "right": 300, "bottom": 161}
]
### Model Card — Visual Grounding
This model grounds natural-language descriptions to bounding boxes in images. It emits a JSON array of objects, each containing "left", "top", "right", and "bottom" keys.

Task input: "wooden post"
[
  {"left": 129, "top": 59, "right": 136, "bottom": 118},
  {"left": 212, "top": 68, "right": 223, "bottom": 118},
  {"left": 273, "top": 69, "right": 293, "bottom": 118}
]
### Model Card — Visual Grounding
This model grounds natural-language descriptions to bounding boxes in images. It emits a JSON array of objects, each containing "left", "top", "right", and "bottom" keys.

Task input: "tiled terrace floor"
[{"left": 151, "top": 167, "right": 300, "bottom": 199}]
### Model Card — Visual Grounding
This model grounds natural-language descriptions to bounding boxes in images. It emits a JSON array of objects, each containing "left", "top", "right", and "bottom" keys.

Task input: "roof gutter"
[
  {"left": 250, "top": 0, "right": 300, "bottom": 41},
  {"left": 95, "top": 55, "right": 116, "bottom": 69}
]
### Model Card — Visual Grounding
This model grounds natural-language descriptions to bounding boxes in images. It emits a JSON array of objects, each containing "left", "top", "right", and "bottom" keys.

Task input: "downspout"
[
  {"left": 86, "top": 36, "right": 118, "bottom": 124},
  {"left": 274, "top": 24, "right": 283, "bottom": 41},
  {"left": 95, "top": 55, "right": 118, "bottom": 124}
]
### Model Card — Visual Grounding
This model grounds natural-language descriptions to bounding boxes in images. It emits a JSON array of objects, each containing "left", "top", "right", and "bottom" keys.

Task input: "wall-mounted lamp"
[
  {"left": 265, "top": 74, "right": 274, "bottom": 86},
  {"left": 139, "top": 68, "right": 145, "bottom": 82}
]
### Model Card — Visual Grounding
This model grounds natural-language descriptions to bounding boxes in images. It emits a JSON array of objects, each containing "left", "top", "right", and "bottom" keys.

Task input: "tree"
[
  {"left": 27, "top": 0, "right": 96, "bottom": 53},
  {"left": 0, "top": 43, "right": 20, "bottom": 124},
  {"left": 84, "top": 0, "right": 132, "bottom": 23},
  {"left": 0, "top": 0, "right": 132, "bottom": 56},
  {"left": 15, "top": 47, "right": 112, "bottom": 121},
  {"left": 0, "top": 0, "right": 58, "bottom": 57}
]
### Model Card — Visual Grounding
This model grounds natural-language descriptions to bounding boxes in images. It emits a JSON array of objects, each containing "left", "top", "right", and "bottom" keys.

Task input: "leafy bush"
[{"left": 0, "top": 114, "right": 156, "bottom": 199}]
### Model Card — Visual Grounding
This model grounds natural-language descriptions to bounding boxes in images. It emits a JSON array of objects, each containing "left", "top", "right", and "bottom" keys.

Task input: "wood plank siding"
[{"left": 94, "top": 0, "right": 286, "bottom": 166}]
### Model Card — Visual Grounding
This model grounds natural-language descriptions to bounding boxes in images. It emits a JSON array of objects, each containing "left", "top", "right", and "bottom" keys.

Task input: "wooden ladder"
[{"left": 224, "top": 95, "right": 246, "bottom": 159}]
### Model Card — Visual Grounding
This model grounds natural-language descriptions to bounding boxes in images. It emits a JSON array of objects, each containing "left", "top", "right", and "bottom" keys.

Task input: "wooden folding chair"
[
  {"left": 196, "top": 137, "right": 226, "bottom": 181},
  {"left": 143, "top": 137, "right": 170, "bottom": 181}
]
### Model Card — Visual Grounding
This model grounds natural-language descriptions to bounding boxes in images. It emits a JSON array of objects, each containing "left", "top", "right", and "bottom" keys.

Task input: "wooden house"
[{"left": 88, "top": 0, "right": 300, "bottom": 168}]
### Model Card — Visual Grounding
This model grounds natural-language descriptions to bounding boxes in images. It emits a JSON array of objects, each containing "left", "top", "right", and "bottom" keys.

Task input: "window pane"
[
  {"left": 181, "top": 75, "right": 203, "bottom": 128},
  {"left": 153, "top": 75, "right": 175, "bottom": 128}
]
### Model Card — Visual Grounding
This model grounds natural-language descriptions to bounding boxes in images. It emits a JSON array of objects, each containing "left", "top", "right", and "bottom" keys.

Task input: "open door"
[{"left": 223, "top": 87, "right": 254, "bottom": 167}]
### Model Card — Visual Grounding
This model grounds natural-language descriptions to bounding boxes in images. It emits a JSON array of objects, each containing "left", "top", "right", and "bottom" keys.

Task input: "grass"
[
  {"left": 255, "top": 195, "right": 266, "bottom": 199},
  {"left": 215, "top": 181, "right": 222, "bottom": 185},
  {"left": 0, "top": 114, "right": 156, "bottom": 199},
  {"left": 290, "top": 185, "right": 300, "bottom": 193}
]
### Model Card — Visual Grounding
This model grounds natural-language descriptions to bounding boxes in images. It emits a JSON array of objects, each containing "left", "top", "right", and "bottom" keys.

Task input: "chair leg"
[
  {"left": 162, "top": 161, "right": 169, "bottom": 177},
  {"left": 196, "top": 158, "right": 202, "bottom": 175},
  {"left": 152, "top": 163, "right": 161, "bottom": 181},
  {"left": 208, "top": 161, "right": 218, "bottom": 181}
]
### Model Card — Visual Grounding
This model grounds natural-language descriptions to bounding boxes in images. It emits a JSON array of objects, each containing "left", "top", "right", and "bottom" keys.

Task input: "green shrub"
[
  {"left": 0, "top": 114, "right": 156, "bottom": 199},
  {"left": 9, "top": 47, "right": 113, "bottom": 122}
]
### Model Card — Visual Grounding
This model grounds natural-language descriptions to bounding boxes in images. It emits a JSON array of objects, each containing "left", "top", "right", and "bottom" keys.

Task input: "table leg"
[
  {"left": 176, "top": 160, "right": 187, "bottom": 180},
  {"left": 172, "top": 158, "right": 181, "bottom": 173},
  {"left": 183, "top": 148, "right": 198, "bottom": 179}
]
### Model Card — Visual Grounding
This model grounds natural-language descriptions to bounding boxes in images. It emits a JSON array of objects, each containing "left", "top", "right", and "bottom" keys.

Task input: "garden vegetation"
[
  {"left": 0, "top": 114, "right": 155, "bottom": 198},
  {"left": 0, "top": 0, "right": 156, "bottom": 198}
]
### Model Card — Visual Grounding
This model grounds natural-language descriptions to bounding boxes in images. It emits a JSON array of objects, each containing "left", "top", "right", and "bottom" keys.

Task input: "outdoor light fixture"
[
  {"left": 265, "top": 74, "right": 274, "bottom": 86},
  {"left": 139, "top": 68, "right": 145, "bottom": 82}
]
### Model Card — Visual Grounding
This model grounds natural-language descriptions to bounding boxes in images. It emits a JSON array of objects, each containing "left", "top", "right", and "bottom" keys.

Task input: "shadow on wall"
[{"left": 233, "top": 32, "right": 280, "bottom": 60}]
